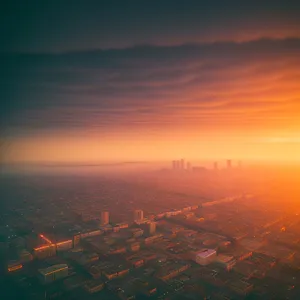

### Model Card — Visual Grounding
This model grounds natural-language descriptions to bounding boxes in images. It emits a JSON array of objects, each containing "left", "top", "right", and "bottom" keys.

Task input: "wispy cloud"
[{"left": 1, "top": 38, "right": 300, "bottom": 138}]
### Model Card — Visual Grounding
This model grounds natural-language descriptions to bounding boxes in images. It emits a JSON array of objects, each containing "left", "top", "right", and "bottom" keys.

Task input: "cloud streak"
[
  {"left": 1, "top": 38, "right": 300, "bottom": 136},
  {"left": 1, "top": 37, "right": 300, "bottom": 163},
  {"left": 1, "top": 1, "right": 300, "bottom": 52}
]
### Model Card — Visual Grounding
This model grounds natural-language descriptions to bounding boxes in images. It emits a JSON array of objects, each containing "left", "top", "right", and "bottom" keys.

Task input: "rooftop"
[
  {"left": 216, "top": 254, "right": 235, "bottom": 263},
  {"left": 196, "top": 249, "right": 216, "bottom": 258},
  {"left": 38, "top": 264, "right": 68, "bottom": 276}
]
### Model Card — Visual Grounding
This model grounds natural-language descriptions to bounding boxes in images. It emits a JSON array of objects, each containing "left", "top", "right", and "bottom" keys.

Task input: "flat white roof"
[{"left": 196, "top": 249, "right": 216, "bottom": 258}]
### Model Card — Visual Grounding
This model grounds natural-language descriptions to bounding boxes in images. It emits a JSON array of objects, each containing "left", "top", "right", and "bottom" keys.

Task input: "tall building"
[
  {"left": 38, "top": 264, "right": 68, "bottom": 284},
  {"left": 134, "top": 210, "right": 144, "bottom": 222},
  {"left": 180, "top": 159, "right": 185, "bottom": 170},
  {"left": 148, "top": 222, "right": 156, "bottom": 235},
  {"left": 172, "top": 160, "right": 176, "bottom": 170},
  {"left": 214, "top": 161, "right": 218, "bottom": 171},
  {"left": 172, "top": 160, "right": 177, "bottom": 170},
  {"left": 101, "top": 211, "right": 109, "bottom": 226},
  {"left": 186, "top": 162, "right": 191, "bottom": 171},
  {"left": 227, "top": 159, "right": 232, "bottom": 169}
]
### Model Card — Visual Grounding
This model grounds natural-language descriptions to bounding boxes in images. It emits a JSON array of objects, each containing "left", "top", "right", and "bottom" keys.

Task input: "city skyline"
[{"left": 1, "top": 3, "right": 300, "bottom": 299}]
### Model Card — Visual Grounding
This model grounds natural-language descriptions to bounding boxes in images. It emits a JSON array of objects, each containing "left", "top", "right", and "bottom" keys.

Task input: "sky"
[{"left": 1, "top": 1, "right": 300, "bottom": 164}]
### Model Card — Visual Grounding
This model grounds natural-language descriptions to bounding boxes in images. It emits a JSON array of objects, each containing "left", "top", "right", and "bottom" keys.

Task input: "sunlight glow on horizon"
[{"left": 2, "top": 130, "right": 300, "bottom": 164}]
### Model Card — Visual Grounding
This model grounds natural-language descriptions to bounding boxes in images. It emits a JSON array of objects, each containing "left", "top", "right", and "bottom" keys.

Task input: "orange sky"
[
  {"left": 1, "top": 39, "right": 300, "bottom": 164},
  {"left": 2, "top": 124, "right": 300, "bottom": 164}
]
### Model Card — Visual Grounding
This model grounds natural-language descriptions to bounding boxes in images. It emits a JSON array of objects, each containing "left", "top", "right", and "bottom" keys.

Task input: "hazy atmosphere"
[
  {"left": 1, "top": 2, "right": 300, "bottom": 300},
  {"left": 1, "top": 1, "right": 300, "bottom": 164}
]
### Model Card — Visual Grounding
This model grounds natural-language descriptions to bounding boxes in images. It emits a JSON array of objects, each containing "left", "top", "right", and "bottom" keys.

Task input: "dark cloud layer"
[
  {"left": 1, "top": 1, "right": 300, "bottom": 53},
  {"left": 1, "top": 38, "right": 300, "bottom": 137}
]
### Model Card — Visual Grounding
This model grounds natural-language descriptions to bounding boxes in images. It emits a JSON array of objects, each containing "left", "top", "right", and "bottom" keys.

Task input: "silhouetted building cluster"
[
  {"left": 172, "top": 159, "right": 192, "bottom": 171},
  {"left": 171, "top": 159, "right": 242, "bottom": 172}
]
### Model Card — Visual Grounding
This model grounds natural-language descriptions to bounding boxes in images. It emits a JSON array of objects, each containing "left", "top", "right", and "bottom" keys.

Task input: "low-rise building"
[
  {"left": 83, "top": 279, "right": 104, "bottom": 294},
  {"left": 215, "top": 254, "right": 236, "bottom": 270},
  {"left": 229, "top": 279, "right": 253, "bottom": 295},
  {"left": 63, "top": 275, "right": 86, "bottom": 291},
  {"left": 226, "top": 247, "right": 253, "bottom": 262},
  {"left": 108, "top": 245, "right": 127, "bottom": 255},
  {"left": 115, "top": 222, "right": 129, "bottom": 229},
  {"left": 130, "top": 228, "right": 144, "bottom": 238},
  {"left": 18, "top": 249, "right": 33, "bottom": 263},
  {"left": 88, "top": 261, "right": 114, "bottom": 279},
  {"left": 56, "top": 239, "right": 73, "bottom": 252},
  {"left": 128, "top": 242, "right": 140, "bottom": 252},
  {"left": 103, "top": 266, "right": 130, "bottom": 280},
  {"left": 79, "top": 252, "right": 99, "bottom": 265},
  {"left": 144, "top": 234, "right": 163, "bottom": 245},
  {"left": 7, "top": 260, "right": 23, "bottom": 273},
  {"left": 38, "top": 264, "right": 68, "bottom": 284},
  {"left": 80, "top": 229, "right": 102, "bottom": 239},
  {"left": 195, "top": 249, "right": 217, "bottom": 266},
  {"left": 33, "top": 244, "right": 56, "bottom": 260},
  {"left": 156, "top": 262, "right": 190, "bottom": 281}
]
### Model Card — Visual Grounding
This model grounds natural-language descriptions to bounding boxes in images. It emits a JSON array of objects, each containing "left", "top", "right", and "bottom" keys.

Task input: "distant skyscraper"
[
  {"left": 186, "top": 162, "right": 191, "bottom": 171},
  {"left": 172, "top": 160, "right": 178, "bottom": 170},
  {"left": 172, "top": 160, "right": 176, "bottom": 170},
  {"left": 134, "top": 210, "right": 144, "bottom": 221},
  {"left": 227, "top": 159, "right": 232, "bottom": 169},
  {"left": 101, "top": 211, "right": 109, "bottom": 226},
  {"left": 214, "top": 162, "right": 218, "bottom": 171},
  {"left": 180, "top": 159, "right": 185, "bottom": 170}
]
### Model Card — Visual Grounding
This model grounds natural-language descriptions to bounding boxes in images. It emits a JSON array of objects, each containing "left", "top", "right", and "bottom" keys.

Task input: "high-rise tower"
[
  {"left": 101, "top": 211, "right": 109, "bottom": 226},
  {"left": 180, "top": 159, "right": 185, "bottom": 170},
  {"left": 134, "top": 210, "right": 144, "bottom": 222},
  {"left": 186, "top": 162, "right": 191, "bottom": 171},
  {"left": 227, "top": 159, "right": 232, "bottom": 169},
  {"left": 148, "top": 222, "right": 156, "bottom": 235},
  {"left": 214, "top": 161, "right": 218, "bottom": 171}
]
